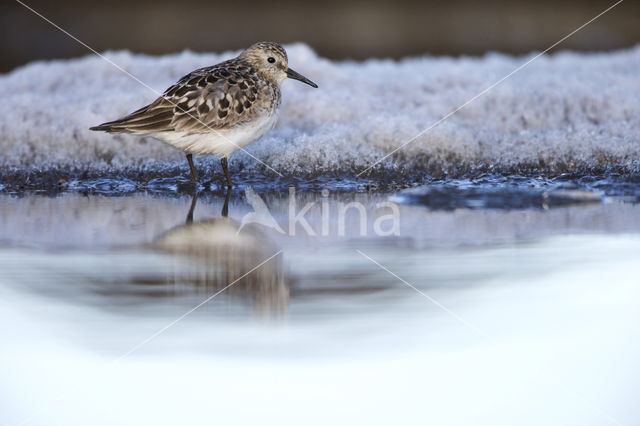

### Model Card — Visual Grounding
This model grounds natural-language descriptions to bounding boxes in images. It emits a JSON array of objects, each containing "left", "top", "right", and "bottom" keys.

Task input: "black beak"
[{"left": 286, "top": 68, "right": 318, "bottom": 88}]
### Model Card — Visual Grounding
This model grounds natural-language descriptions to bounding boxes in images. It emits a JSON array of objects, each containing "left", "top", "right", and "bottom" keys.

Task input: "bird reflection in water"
[{"left": 154, "top": 188, "right": 289, "bottom": 316}]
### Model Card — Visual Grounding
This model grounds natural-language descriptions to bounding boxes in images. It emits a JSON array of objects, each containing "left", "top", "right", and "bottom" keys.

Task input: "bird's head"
[{"left": 239, "top": 42, "right": 318, "bottom": 88}]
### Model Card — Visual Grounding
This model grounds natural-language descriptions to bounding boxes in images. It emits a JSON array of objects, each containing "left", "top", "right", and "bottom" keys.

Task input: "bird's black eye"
[{"left": 267, "top": 57, "right": 276, "bottom": 63}]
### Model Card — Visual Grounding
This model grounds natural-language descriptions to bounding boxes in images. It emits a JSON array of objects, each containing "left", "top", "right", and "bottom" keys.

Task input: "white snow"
[{"left": 1, "top": 43, "right": 639, "bottom": 176}]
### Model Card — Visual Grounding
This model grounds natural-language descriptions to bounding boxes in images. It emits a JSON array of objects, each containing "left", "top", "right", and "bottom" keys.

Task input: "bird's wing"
[
  {"left": 90, "top": 62, "right": 263, "bottom": 134},
  {"left": 89, "top": 96, "right": 174, "bottom": 133}
]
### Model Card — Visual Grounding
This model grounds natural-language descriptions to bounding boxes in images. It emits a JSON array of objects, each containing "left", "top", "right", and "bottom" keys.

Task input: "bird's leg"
[
  {"left": 186, "top": 153, "right": 199, "bottom": 182},
  {"left": 221, "top": 186, "right": 231, "bottom": 218},
  {"left": 221, "top": 157, "right": 232, "bottom": 188},
  {"left": 186, "top": 192, "right": 198, "bottom": 224}
]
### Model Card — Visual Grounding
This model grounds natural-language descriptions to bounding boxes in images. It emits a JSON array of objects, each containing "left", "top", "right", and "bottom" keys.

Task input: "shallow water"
[{"left": 1, "top": 177, "right": 639, "bottom": 426}]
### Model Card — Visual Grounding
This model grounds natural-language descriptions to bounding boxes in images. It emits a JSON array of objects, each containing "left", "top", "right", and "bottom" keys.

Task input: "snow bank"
[{"left": 1, "top": 43, "right": 639, "bottom": 178}]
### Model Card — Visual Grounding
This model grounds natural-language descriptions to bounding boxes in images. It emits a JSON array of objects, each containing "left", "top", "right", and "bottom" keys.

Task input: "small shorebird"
[{"left": 90, "top": 42, "right": 317, "bottom": 187}]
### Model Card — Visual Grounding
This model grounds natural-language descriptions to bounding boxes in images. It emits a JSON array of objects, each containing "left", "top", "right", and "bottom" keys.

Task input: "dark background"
[{"left": 2, "top": 0, "right": 639, "bottom": 73}]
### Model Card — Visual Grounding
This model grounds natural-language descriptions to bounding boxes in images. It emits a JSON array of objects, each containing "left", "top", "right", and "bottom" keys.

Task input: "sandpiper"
[{"left": 90, "top": 42, "right": 317, "bottom": 187}]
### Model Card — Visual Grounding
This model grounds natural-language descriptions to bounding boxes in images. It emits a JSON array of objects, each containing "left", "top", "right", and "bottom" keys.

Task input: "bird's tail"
[
  {"left": 89, "top": 98, "right": 173, "bottom": 133},
  {"left": 89, "top": 122, "right": 124, "bottom": 133}
]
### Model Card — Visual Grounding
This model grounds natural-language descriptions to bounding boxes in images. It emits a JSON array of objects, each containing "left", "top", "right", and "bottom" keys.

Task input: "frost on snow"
[{"left": 1, "top": 43, "right": 639, "bottom": 178}]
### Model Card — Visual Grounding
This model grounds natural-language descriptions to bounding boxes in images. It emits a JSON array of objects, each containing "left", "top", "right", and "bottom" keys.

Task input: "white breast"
[{"left": 153, "top": 110, "right": 279, "bottom": 158}]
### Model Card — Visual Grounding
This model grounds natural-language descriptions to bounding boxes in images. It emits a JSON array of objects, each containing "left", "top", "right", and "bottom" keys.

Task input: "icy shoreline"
[{"left": 1, "top": 44, "right": 639, "bottom": 182}]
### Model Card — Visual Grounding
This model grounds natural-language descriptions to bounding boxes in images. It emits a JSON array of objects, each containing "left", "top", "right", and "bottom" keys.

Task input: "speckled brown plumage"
[
  {"left": 93, "top": 61, "right": 279, "bottom": 134},
  {"left": 91, "top": 42, "right": 317, "bottom": 186}
]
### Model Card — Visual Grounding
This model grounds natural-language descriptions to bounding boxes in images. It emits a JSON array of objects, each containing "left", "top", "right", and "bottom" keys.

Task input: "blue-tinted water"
[{"left": 1, "top": 176, "right": 639, "bottom": 426}]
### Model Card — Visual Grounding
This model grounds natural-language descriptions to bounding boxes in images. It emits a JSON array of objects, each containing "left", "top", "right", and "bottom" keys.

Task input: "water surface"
[{"left": 1, "top": 177, "right": 639, "bottom": 426}]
